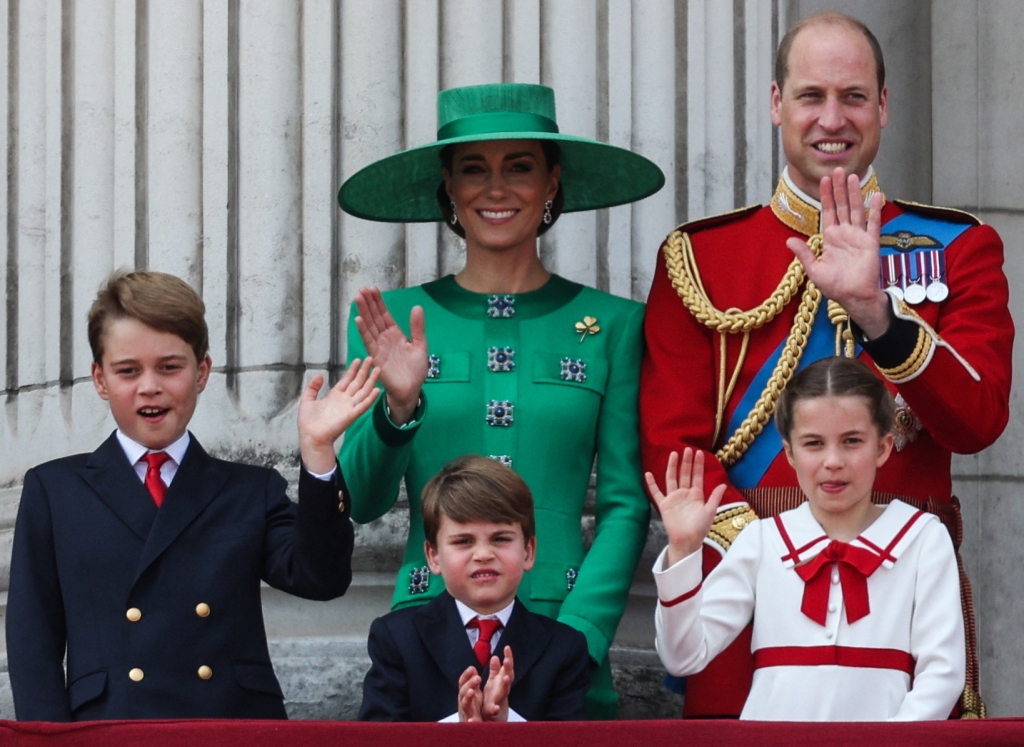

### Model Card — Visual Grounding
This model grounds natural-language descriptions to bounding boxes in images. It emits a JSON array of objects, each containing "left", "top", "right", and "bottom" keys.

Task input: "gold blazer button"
[
  {"left": 129, "top": 668, "right": 144, "bottom": 682},
  {"left": 195, "top": 603, "right": 211, "bottom": 618},
  {"left": 198, "top": 665, "right": 213, "bottom": 680},
  {"left": 126, "top": 608, "right": 142, "bottom": 622}
]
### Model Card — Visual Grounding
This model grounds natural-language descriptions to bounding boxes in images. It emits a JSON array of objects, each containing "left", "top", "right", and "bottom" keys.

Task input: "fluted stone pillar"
[{"left": 0, "top": 0, "right": 1021, "bottom": 719}]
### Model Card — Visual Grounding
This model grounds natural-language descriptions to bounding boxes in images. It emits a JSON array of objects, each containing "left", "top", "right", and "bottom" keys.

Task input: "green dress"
[{"left": 340, "top": 274, "right": 650, "bottom": 718}]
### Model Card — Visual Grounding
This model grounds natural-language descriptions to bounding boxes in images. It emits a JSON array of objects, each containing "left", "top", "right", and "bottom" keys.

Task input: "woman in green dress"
[{"left": 337, "top": 83, "right": 663, "bottom": 718}]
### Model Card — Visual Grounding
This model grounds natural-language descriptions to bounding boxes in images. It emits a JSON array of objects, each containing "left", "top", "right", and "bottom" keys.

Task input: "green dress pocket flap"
[
  {"left": 528, "top": 559, "right": 582, "bottom": 602},
  {"left": 532, "top": 353, "right": 608, "bottom": 394}
]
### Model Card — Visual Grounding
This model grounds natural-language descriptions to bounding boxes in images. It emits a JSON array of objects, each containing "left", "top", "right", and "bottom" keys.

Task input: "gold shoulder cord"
[{"left": 663, "top": 229, "right": 823, "bottom": 467}]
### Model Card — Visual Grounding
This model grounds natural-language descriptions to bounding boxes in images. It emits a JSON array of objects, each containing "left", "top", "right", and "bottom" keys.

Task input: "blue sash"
[
  {"left": 725, "top": 301, "right": 851, "bottom": 489},
  {"left": 725, "top": 210, "right": 970, "bottom": 489}
]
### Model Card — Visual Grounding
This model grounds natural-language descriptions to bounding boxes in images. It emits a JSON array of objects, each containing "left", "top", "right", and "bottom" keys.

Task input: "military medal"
[
  {"left": 926, "top": 250, "right": 949, "bottom": 302},
  {"left": 903, "top": 252, "right": 927, "bottom": 305},
  {"left": 882, "top": 254, "right": 903, "bottom": 300},
  {"left": 880, "top": 230, "right": 943, "bottom": 306}
]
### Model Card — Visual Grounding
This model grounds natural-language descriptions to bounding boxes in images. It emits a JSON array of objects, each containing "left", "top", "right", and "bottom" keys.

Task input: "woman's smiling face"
[{"left": 444, "top": 139, "right": 560, "bottom": 255}]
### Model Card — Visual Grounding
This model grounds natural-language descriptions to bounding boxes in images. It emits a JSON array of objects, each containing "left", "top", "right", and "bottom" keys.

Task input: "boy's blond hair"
[
  {"left": 88, "top": 270, "right": 209, "bottom": 363},
  {"left": 421, "top": 455, "right": 535, "bottom": 546}
]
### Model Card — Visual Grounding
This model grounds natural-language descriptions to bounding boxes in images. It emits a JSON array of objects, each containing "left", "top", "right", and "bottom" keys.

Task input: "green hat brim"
[{"left": 338, "top": 131, "right": 665, "bottom": 223}]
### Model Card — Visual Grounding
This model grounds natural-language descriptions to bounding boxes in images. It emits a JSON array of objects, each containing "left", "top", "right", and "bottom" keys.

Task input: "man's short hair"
[
  {"left": 421, "top": 455, "right": 536, "bottom": 546},
  {"left": 88, "top": 270, "right": 210, "bottom": 363},
  {"left": 775, "top": 11, "right": 886, "bottom": 93}
]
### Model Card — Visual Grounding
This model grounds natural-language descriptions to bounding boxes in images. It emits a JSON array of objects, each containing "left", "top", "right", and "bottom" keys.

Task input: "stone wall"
[{"left": 0, "top": 0, "right": 1022, "bottom": 719}]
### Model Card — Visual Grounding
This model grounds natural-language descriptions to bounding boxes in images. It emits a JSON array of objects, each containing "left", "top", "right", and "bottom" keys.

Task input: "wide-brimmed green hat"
[{"left": 337, "top": 83, "right": 665, "bottom": 222}]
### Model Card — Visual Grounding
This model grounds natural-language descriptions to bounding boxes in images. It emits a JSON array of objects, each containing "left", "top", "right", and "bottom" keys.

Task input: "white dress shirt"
[
  {"left": 440, "top": 599, "right": 525, "bottom": 722},
  {"left": 115, "top": 429, "right": 336, "bottom": 489},
  {"left": 116, "top": 430, "right": 190, "bottom": 488}
]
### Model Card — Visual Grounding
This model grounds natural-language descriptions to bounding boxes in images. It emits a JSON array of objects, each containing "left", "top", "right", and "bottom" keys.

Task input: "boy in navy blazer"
[
  {"left": 359, "top": 455, "right": 591, "bottom": 722},
  {"left": 7, "top": 270, "right": 380, "bottom": 721}
]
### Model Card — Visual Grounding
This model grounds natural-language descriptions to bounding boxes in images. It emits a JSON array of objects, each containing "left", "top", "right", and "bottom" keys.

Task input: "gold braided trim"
[
  {"left": 770, "top": 171, "right": 885, "bottom": 237},
  {"left": 826, "top": 300, "right": 856, "bottom": 358},
  {"left": 716, "top": 275, "right": 822, "bottom": 467},
  {"left": 664, "top": 231, "right": 824, "bottom": 468},
  {"left": 876, "top": 325, "right": 932, "bottom": 382},
  {"left": 707, "top": 505, "right": 760, "bottom": 552},
  {"left": 960, "top": 681, "right": 986, "bottom": 719},
  {"left": 663, "top": 230, "right": 807, "bottom": 333}
]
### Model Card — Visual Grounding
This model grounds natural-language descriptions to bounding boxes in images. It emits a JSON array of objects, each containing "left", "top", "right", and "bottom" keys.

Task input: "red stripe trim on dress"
[
  {"left": 753, "top": 645, "right": 916, "bottom": 675},
  {"left": 659, "top": 581, "right": 702, "bottom": 608},
  {"left": 856, "top": 510, "right": 925, "bottom": 564},
  {"left": 773, "top": 515, "right": 829, "bottom": 564}
]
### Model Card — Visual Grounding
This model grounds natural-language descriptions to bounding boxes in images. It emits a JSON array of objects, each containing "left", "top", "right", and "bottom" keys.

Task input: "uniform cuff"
[{"left": 851, "top": 308, "right": 923, "bottom": 371}]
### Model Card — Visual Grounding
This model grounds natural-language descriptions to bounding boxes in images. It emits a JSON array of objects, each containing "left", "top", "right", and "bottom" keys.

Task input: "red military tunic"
[{"left": 641, "top": 169, "right": 1013, "bottom": 717}]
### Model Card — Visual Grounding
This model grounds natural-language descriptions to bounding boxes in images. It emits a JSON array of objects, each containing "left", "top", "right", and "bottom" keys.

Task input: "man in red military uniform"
[{"left": 641, "top": 11, "right": 1012, "bottom": 718}]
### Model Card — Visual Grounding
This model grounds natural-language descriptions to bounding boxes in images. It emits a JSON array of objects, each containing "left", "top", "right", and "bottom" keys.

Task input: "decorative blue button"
[
  {"left": 566, "top": 568, "right": 579, "bottom": 591},
  {"left": 488, "top": 455, "right": 513, "bottom": 468},
  {"left": 408, "top": 566, "right": 431, "bottom": 594},
  {"left": 488, "top": 346, "right": 516, "bottom": 372},
  {"left": 486, "top": 400, "right": 515, "bottom": 427},
  {"left": 426, "top": 354, "right": 440, "bottom": 379},
  {"left": 560, "top": 357, "right": 587, "bottom": 383},
  {"left": 487, "top": 295, "right": 516, "bottom": 318}
]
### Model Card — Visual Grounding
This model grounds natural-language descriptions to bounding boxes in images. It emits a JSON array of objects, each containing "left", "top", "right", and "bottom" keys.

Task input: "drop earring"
[
  {"left": 450, "top": 200, "right": 458, "bottom": 225},
  {"left": 543, "top": 200, "right": 553, "bottom": 225}
]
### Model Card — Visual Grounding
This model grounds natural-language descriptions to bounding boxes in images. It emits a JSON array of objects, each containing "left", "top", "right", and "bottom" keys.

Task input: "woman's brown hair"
[{"left": 436, "top": 140, "right": 564, "bottom": 238}]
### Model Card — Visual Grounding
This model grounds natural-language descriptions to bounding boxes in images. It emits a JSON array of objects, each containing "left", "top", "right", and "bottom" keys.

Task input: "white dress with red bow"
[{"left": 653, "top": 500, "right": 965, "bottom": 721}]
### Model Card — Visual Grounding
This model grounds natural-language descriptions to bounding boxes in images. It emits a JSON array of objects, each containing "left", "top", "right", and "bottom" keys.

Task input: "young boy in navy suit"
[
  {"left": 359, "top": 455, "right": 591, "bottom": 722},
  {"left": 7, "top": 270, "right": 380, "bottom": 721}
]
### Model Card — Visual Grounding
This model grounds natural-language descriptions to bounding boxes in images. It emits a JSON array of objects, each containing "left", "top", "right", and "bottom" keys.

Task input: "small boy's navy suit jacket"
[
  {"left": 6, "top": 432, "right": 354, "bottom": 721},
  {"left": 359, "top": 591, "right": 591, "bottom": 721}
]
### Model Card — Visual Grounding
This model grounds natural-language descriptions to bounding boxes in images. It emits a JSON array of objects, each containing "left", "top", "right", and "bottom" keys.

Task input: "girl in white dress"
[{"left": 647, "top": 356, "right": 965, "bottom": 721}]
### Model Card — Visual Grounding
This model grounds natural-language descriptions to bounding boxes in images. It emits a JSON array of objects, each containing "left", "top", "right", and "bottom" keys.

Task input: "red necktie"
[
  {"left": 794, "top": 540, "right": 883, "bottom": 626},
  {"left": 467, "top": 617, "right": 503, "bottom": 666},
  {"left": 142, "top": 452, "right": 172, "bottom": 507}
]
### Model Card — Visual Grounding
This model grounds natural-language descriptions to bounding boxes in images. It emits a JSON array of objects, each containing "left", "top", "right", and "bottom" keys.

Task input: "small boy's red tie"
[
  {"left": 467, "top": 617, "right": 503, "bottom": 666},
  {"left": 142, "top": 452, "right": 172, "bottom": 507}
]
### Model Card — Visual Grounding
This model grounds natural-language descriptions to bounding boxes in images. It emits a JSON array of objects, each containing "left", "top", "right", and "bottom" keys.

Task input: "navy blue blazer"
[
  {"left": 6, "top": 432, "right": 354, "bottom": 721},
  {"left": 359, "top": 591, "right": 591, "bottom": 721}
]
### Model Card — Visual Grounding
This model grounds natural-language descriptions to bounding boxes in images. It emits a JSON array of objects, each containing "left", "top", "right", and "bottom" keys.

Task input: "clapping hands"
[
  {"left": 458, "top": 647, "right": 515, "bottom": 722},
  {"left": 645, "top": 449, "right": 727, "bottom": 567}
]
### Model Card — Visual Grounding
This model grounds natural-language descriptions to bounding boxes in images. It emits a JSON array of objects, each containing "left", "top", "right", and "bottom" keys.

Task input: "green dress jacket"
[{"left": 340, "top": 274, "right": 650, "bottom": 716}]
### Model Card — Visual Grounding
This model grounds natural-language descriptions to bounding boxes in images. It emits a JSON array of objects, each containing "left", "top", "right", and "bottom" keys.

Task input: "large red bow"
[{"left": 794, "top": 540, "right": 883, "bottom": 626}]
